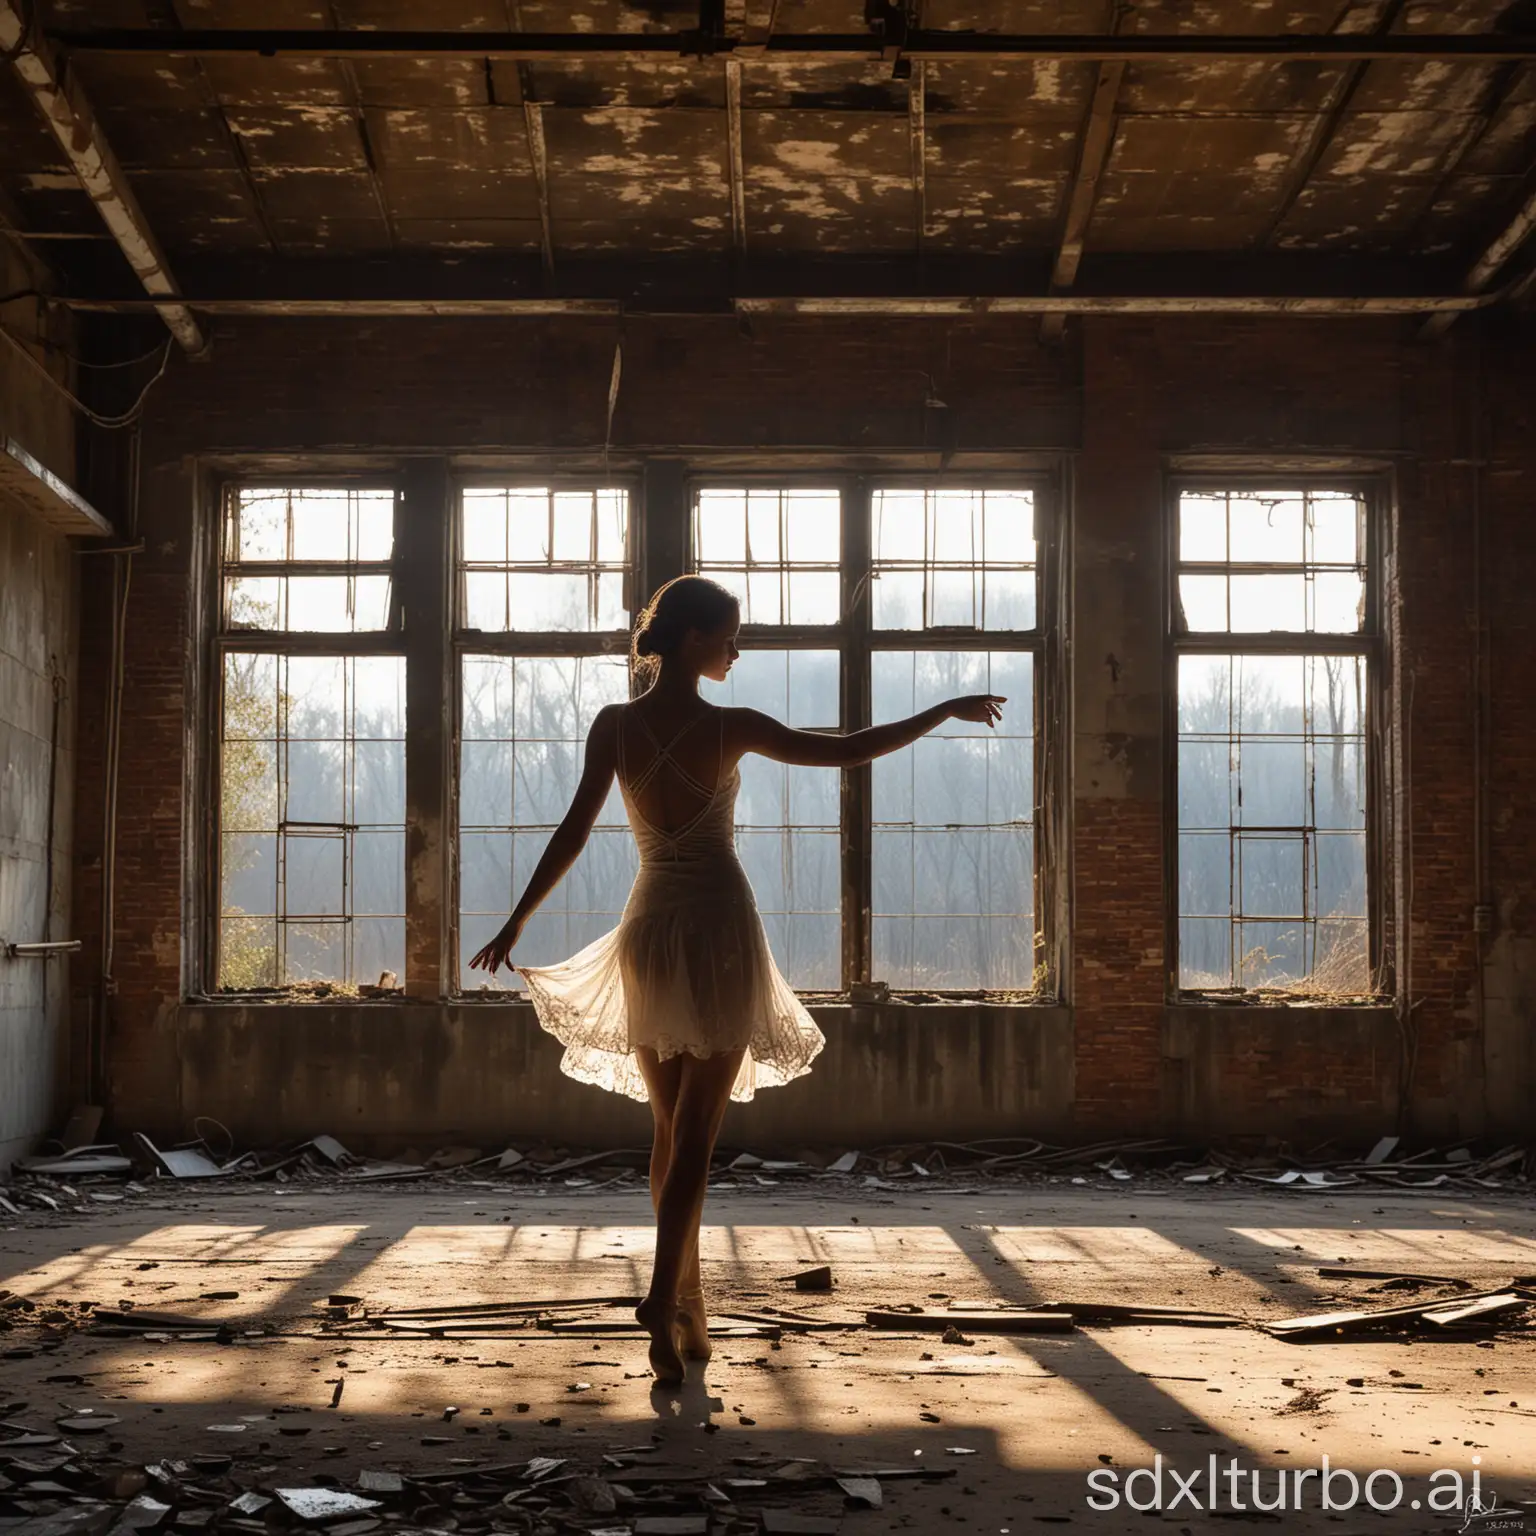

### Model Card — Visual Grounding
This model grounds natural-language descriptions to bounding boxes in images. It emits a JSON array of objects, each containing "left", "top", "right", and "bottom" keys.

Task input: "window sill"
[{"left": 1172, "top": 990, "right": 1391, "bottom": 1008}]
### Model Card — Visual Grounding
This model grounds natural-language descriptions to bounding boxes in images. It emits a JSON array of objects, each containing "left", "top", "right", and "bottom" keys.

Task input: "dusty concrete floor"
[{"left": 3, "top": 1180, "right": 1535, "bottom": 1534}]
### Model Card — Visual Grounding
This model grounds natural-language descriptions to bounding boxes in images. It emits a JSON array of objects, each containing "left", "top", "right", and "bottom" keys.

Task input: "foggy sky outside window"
[
  {"left": 459, "top": 655, "right": 635, "bottom": 992},
  {"left": 703, "top": 649, "right": 841, "bottom": 989},
  {"left": 870, "top": 489, "right": 1037, "bottom": 990},
  {"left": 462, "top": 488, "right": 628, "bottom": 632},
  {"left": 693, "top": 486, "right": 842, "bottom": 987},
  {"left": 694, "top": 488, "right": 841, "bottom": 625},
  {"left": 457, "top": 487, "right": 633, "bottom": 991},
  {"left": 218, "top": 488, "right": 404, "bottom": 990},
  {"left": 1176, "top": 490, "right": 1370, "bottom": 994},
  {"left": 871, "top": 487, "right": 1036, "bottom": 630}
]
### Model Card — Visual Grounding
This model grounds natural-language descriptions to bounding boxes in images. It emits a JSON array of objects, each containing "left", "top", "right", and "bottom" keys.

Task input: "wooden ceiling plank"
[
  {"left": 909, "top": 57, "right": 926, "bottom": 254},
  {"left": 1254, "top": 0, "right": 1409, "bottom": 252},
  {"left": 726, "top": 57, "right": 747, "bottom": 253},
  {"left": 524, "top": 101, "right": 555, "bottom": 273}
]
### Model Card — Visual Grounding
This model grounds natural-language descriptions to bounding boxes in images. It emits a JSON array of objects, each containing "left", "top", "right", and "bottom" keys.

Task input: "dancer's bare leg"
[
  {"left": 634, "top": 1047, "right": 744, "bottom": 1384},
  {"left": 636, "top": 1048, "right": 686, "bottom": 1381},
  {"left": 635, "top": 1050, "right": 707, "bottom": 1359}
]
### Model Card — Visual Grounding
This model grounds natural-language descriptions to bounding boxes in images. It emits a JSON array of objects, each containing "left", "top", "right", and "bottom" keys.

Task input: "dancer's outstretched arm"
[
  {"left": 733, "top": 693, "right": 1004, "bottom": 770},
  {"left": 468, "top": 704, "right": 620, "bottom": 975}
]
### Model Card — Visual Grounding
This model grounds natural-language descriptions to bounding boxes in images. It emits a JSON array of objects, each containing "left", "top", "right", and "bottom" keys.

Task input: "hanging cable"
[{"left": 0, "top": 323, "right": 173, "bottom": 428}]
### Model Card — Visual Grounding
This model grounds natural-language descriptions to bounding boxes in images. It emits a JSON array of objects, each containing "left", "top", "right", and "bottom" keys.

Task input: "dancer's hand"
[
  {"left": 469, "top": 914, "right": 524, "bottom": 976},
  {"left": 944, "top": 694, "right": 1007, "bottom": 728}
]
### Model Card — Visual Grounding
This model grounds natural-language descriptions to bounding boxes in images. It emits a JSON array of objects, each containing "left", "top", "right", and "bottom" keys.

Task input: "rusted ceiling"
[{"left": 0, "top": 0, "right": 1533, "bottom": 282}]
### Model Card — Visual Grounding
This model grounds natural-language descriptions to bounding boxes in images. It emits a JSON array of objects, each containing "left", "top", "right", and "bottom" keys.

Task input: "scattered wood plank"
[
  {"left": 719, "top": 1311, "right": 842, "bottom": 1332},
  {"left": 1420, "top": 1294, "right": 1530, "bottom": 1328},
  {"left": 1268, "top": 1287, "right": 1522, "bottom": 1340},
  {"left": 865, "top": 1310, "right": 1074, "bottom": 1335},
  {"left": 779, "top": 1266, "right": 833, "bottom": 1292},
  {"left": 1316, "top": 1266, "right": 1472, "bottom": 1289}
]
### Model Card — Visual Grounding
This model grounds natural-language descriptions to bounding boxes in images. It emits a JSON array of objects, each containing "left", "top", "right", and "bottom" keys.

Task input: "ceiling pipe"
[{"left": 1, "top": 2, "right": 205, "bottom": 354}]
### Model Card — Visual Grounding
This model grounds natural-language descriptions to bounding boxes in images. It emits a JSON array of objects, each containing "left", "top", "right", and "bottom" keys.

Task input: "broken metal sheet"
[
  {"left": 108, "top": 1496, "right": 172, "bottom": 1533},
  {"left": 835, "top": 1475, "right": 882, "bottom": 1507},
  {"left": 131, "top": 1134, "right": 230, "bottom": 1179},
  {"left": 1364, "top": 1135, "right": 1400, "bottom": 1163},
  {"left": 354, "top": 1472, "right": 400, "bottom": 1495},
  {"left": 274, "top": 1489, "right": 382, "bottom": 1521},
  {"left": 298, "top": 1135, "right": 355, "bottom": 1166}
]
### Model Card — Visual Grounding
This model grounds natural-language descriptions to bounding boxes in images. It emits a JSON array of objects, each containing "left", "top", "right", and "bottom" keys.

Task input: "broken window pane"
[
  {"left": 872, "top": 488, "right": 1037, "bottom": 631},
  {"left": 703, "top": 649, "right": 840, "bottom": 988},
  {"left": 871, "top": 650, "right": 1035, "bottom": 991},
  {"left": 694, "top": 488, "right": 842, "bottom": 626},
  {"left": 458, "top": 653, "right": 635, "bottom": 992},
  {"left": 218, "top": 650, "right": 406, "bottom": 990},
  {"left": 459, "top": 487, "right": 630, "bottom": 633}
]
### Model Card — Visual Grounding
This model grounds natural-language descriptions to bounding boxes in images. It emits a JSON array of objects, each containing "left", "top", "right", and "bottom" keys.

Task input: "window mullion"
[
  {"left": 842, "top": 474, "right": 872, "bottom": 991},
  {"left": 401, "top": 458, "right": 452, "bottom": 999}
]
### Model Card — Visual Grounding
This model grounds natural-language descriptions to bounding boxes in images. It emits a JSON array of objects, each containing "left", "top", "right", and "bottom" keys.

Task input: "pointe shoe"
[
  {"left": 635, "top": 1295, "right": 685, "bottom": 1386},
  {"left": 676, "top": 1288, "right": 712, "bottom": 1362}
]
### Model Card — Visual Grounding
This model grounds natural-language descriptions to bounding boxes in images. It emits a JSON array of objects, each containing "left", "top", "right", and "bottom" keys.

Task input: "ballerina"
[{"left": 469, "top": 574, "right": 1005, "bottom": 1386}]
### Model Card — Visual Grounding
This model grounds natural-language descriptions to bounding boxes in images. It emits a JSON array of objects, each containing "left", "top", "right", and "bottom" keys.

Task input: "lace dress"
[{"left": 515, "top": 704, "right": 826, "bottom": 1103}]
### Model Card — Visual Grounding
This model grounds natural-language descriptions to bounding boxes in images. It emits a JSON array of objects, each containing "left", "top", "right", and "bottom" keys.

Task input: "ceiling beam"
[
  {"left": 55, "top": 291, "right": 1502, "bottom": 318},
  {"left": 523, "top": 102, "right": 555, "bottom": 275},
  {"left": 0, "top": 2, "right": 205, "bottom": 353},
  {"left": 1420, "top": 177, "right": 1536, "bottom": 338},
  {"left": 909, "top": 59, "right": 926, "bottom": 256},
  {"left": 725, "top": 58, "right": 747, "bottom": 254},
  {"left": 1041, "top": 57, "right": 1124, "bottom": 344},
  {"left": 44, "top": 28, "right": 1536, "bottom": 63}
]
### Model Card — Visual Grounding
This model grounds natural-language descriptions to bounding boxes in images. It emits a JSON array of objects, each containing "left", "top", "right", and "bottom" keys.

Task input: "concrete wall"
[
  {"left": 70, "top": 310, "right": 1536, "bottom": 1153},
  {"left": 152, "top": 1002, "right": 1074, "bottom": 1154},
  {"left": 0, "top": 247, "right": 78, "bottom": 1167}
]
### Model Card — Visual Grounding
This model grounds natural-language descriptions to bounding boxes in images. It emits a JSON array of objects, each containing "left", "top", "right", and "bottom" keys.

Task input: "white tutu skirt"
[{"left": 516, "top": 856, "right": 826, "bottom": 1103}]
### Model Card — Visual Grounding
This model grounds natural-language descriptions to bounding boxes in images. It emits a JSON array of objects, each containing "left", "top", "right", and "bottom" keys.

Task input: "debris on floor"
[
  {"left": 0, "top": 1410, "right": 956, "bottom": 1536},
  {"left": 2, "top": 1128, "right": 1530, "bottom": 1223}
]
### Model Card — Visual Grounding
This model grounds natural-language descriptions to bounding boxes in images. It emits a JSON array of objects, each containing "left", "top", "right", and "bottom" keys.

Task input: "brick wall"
[{"left": 71, "top": 311, "right": 1536, "bottom": 1147}]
